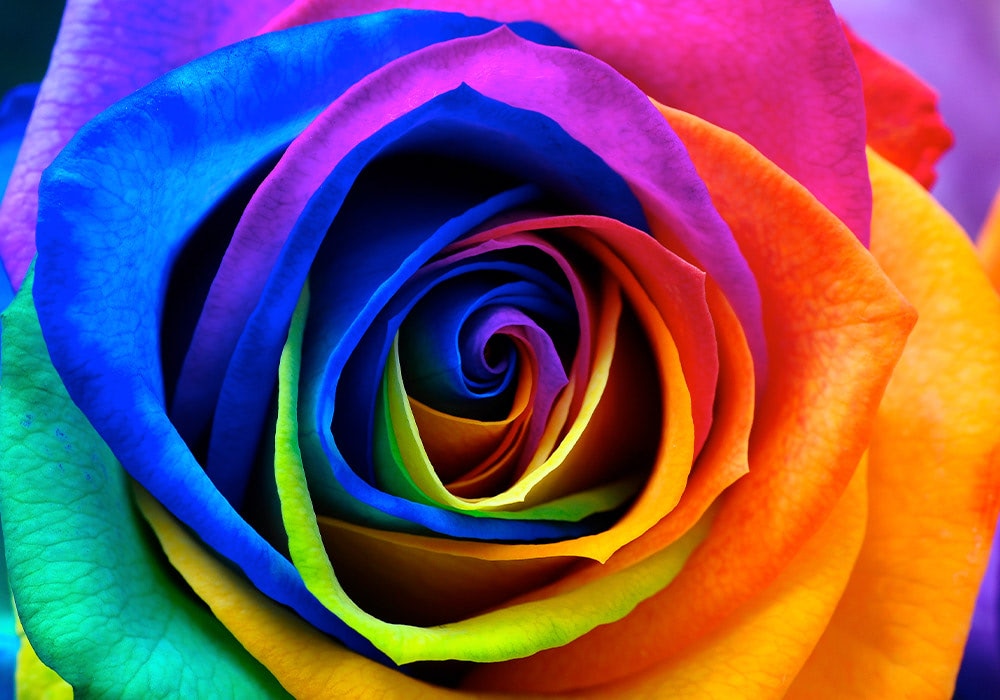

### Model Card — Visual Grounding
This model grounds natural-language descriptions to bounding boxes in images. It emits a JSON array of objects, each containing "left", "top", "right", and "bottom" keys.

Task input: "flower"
[{"left": 1, "top": 2, "right": 999, "bottom": 698}]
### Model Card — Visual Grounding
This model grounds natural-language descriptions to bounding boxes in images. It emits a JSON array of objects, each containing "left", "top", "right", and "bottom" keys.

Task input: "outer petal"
[
  {"left": 267, "top": 0, "right": 873, "bottom": 243},
  {"left": 787, "top": 151, "right": 1000, "bottom": 698},
  {"left": 136, "top": 489, "right": 478, "bottom": 700},
  {"left": 843, "top": 23, "right": 952, "bottom": 189},
  {"left": 575, "top": 460, "right": 868, "bottom": 699},
  {"left": 0, "top": 270, "right": 291, "bottom": 698},
  {"left": 0, "top": 0, "right": 292, "bottom": 287}
]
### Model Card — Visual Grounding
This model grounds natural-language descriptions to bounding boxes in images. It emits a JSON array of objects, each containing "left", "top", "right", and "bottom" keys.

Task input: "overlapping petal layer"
[{"left": 17, "top": 12, "right": 755, "bottom": 674}]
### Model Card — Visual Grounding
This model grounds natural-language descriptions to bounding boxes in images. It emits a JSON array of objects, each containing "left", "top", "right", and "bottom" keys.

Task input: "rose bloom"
[{"left": 1, "top": 1, "right": 999, "bottom": 698}]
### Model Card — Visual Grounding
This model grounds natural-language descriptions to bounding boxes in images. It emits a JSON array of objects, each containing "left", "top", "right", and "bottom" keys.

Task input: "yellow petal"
[{"left": 788, "top": 150, "right": 1000, "bottom": 698}]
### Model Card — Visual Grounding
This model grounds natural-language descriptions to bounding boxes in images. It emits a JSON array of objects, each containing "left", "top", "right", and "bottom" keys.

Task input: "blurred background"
[{"left": 0, "top": 1, "right": 65, "bottom": 97}]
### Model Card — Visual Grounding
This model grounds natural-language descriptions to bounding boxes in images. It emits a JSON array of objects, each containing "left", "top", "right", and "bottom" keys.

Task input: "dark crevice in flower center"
[{"left": 161, "top": 150, "right": 284, "bottom": 459}]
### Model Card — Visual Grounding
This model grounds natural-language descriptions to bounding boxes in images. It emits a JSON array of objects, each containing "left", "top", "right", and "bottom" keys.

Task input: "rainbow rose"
[{"left": 1, "top": 1, "right": 999, "bottom": 698}]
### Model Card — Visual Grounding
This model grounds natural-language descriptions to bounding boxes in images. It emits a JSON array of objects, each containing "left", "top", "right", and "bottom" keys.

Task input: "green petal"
[
  {"left": 14, "top": 611, "right": 71, "bottom": 700},
  {"left": 0, "top": 266, "right": 290, "bottom": 698}
]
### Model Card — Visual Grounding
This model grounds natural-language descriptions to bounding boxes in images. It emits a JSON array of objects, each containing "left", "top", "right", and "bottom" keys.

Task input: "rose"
[{"left": 1, "top": 2, "right": 999, "bottom": 698}]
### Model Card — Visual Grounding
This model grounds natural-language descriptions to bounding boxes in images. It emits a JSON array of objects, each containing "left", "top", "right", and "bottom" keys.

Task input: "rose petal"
[
  {"left": 843, "top": 22, "right": 953, "bottom": 189},
  {"left": 202, "top": 27, "right": 756, "bottom": 513},
  {"left": 170, "top": 22, "right": 576, "bottom": 453},
  {"left": 268, "top": 0, "right": 872, "bottom": 243},
  {"left": 977, "top": 188, "right": 1000, "bottom": 287},
  {"left": 575, "top": 460, "right": 868, "bottom": 698},
  {"left": 135, "top": 488, "right": 467, "bottom": 699},
  {"left": 786, "top": 151, "right": 1000, "bottom": 698}
]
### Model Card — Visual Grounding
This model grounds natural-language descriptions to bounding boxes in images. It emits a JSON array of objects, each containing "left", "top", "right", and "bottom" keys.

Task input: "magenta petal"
[
  {"left": 268, "top": 0, "right": 871, "bottom": 244},
  {"left": 0, "top": 0, "right": 291, "bottom": 287}
]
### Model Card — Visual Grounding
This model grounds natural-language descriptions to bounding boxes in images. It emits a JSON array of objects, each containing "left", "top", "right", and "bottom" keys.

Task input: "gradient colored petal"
[
  {"left": 787, "top": 151, "right": 1000, "bottom": 698},
  {"left": 843, "top": 23, "right": 953, "bottom": 189},
  {"left": 268, "top": 0, "right": 872, "bottom": 243},
  {"left": 465, "top": 107, "right": 914, "bottom": 694},
  {"left": 0, "top": 85, "right": 35, "bottom": 699},
  {"left": 137, "top": 489, "right": 469, "bottom": 700},
  {"left": 0, "top": 269, "right": 290, "bottom": 698}
]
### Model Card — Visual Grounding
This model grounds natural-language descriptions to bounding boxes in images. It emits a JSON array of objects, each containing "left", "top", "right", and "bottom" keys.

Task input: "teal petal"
[{"left": 0, "top": 266, "right": 290, "bottom": 698}]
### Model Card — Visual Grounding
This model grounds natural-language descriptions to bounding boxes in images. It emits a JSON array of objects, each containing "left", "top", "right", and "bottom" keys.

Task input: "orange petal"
[
  {"left": 465, "top": 105, "right": 915, "bottom": 694},
  {"left": 786, "top": 150, "right": 1000, "bottom": 698},
  {"left": 843, "top": 22, "right": 953, "bottom": 189},
  {"left": 578, "top": 457, "right": 868, "bottom": 699},
  {"left": 977, "top": 187, "right": 1000, "bottom": 291}
]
